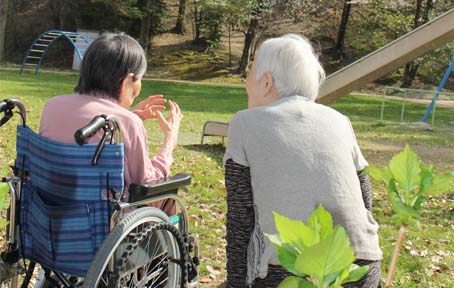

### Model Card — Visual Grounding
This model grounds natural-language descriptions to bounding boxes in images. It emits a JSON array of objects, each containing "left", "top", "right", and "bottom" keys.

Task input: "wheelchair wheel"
[{"left": 83, "top": 207, "right": 185, "bottom": 288}]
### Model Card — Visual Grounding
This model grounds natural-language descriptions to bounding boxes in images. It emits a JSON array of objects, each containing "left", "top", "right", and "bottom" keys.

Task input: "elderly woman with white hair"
[{"left": 223, "top": 34, "right": 382, "bottom": 287}]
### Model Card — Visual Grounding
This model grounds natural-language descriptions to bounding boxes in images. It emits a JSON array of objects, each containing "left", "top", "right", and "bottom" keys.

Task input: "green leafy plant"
[
  {"left": 368, "top": 144, "right": 454, "bottom": 287},
  {"left": 266, "top": 205, "right": 368, "bottom": 288},
  {"left": 0, "top": 183, "right": 8, "bottom": 228}
]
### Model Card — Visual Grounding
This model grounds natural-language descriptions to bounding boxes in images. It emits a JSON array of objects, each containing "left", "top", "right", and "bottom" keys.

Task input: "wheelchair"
[{"left": 0, "top": 99, "right": 199, "bottom": 287}]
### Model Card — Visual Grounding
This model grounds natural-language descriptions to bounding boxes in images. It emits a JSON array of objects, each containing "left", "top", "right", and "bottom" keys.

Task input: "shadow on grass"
[
  {"left": 183, "top": 143, "right": 226, "bottom": 167},
  {"left": 149, "top": 41, "right": 241, "bottom": 82}
]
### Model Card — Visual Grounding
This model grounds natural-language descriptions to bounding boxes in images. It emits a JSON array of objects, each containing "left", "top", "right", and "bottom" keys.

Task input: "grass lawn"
[{"left": 1, "top": 69, "right": 453, "bottom": 287}]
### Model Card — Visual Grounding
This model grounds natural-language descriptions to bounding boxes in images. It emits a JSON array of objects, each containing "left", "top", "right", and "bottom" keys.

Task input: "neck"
[{"left": 266, "top": 88, "right": 280, "bottom": 104}]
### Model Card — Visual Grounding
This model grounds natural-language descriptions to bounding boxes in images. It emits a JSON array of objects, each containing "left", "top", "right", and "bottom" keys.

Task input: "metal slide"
[{"left": 317, "top": 8, "right": 454, "bottom": 104}]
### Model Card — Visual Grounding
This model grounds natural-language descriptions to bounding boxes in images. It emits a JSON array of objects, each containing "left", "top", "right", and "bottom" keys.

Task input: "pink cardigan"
[{"left": 40, "top": 93, "right": 173, "bottom": 190}]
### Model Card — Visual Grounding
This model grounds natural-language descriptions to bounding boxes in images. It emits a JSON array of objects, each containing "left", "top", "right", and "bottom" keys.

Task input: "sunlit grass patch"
[{"left": 0, "top": 70, "right": 453, "bottom": 287}]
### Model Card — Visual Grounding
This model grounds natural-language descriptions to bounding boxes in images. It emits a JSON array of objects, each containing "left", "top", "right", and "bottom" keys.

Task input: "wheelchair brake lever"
[{"left": 91, "top": 129, "right": 111, "bottom": 166}]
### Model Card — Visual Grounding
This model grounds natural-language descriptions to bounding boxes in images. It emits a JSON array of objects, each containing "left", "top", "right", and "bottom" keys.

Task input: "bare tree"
[
  {"left": 401, "top": 0, "right": 433, "bottom": 87},
  {"left": 336, "top": 0, "right": 352, "bottom": 59},
  {"left": 237, "top": 0, "right": 333, "bottom": 75},
  {"left": 0, "top": 0, "right": 9, "bottom": 61},
  {"left": 139, "top": 0, "right": 152, "bottom": 53},
  {"left": 193, "top": 0, "right": 201, "bottom": 41},
  {"left": 237, "top": 0, "right": 263, "bottom": 75},
  {"left": 175, "top": 0, "right": 186, "bottom": 34},
  {"left": 237, "top": 15, "right": 259, "bottom": 75},
  {"left": 48, "top": 0, "right": 78, "bottom": 30}
]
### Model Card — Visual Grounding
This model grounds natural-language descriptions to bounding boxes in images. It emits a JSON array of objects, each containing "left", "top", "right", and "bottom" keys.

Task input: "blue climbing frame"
[
  {"left": 421, "top": 57, "right": 454, "bottom": 123},
  {"left": 19, "top": 30, "right": 91, "bottom": 75}
]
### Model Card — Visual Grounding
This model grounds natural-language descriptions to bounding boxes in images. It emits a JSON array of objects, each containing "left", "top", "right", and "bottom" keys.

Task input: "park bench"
[{"left": 201, "top": 121, "right": 229, "bottom": 144}]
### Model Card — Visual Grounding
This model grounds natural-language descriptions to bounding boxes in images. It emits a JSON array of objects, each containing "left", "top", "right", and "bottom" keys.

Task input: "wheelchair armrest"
[{"left": 128, "top": 173, "right": 191, "bottom": 203}]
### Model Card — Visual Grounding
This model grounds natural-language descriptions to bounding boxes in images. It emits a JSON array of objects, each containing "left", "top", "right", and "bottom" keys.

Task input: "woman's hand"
[
  {"left": 132, "top": 95, "right": 167, "bottom": 121},
  {"left": 155, "top": 100, "right": 182, "bottom": 153}
]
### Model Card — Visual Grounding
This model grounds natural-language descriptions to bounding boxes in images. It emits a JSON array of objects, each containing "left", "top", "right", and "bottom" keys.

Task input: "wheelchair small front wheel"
[{"left": 83, "top": 207, "right": 186, "bottom": 288}]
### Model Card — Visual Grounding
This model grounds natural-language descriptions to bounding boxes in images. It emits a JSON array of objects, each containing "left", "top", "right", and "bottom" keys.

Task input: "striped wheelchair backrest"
[{"left": 15, "top": 125, "right": 124, "bottom": 277}]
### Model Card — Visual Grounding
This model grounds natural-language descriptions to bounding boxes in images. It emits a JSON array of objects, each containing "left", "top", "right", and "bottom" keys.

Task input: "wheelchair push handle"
[
  {"left": 74, "top": 114, "right": 122, "bottom": 166},
  {"left": 0, "top": 100, "right": 9, "bottom": 113},
  {"left": 74, "top": 115, "right": 107, "bottom": 145},
  {"left": 0, "top": 99, "right": 27, "bottom": 127}
]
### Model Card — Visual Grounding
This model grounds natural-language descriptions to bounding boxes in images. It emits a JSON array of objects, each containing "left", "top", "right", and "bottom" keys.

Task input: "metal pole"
[
  {"left": 400, "top": 89, "right": 407, "bottom": 123},
  {"left": 432, "top": 100, "right": 436, "bottom": 126},
  {"left": 421, "top": 57, "right": 454, "bottom": 122},
  {"left": 380, "top": 87, "right": 387, "bottom": 121}
]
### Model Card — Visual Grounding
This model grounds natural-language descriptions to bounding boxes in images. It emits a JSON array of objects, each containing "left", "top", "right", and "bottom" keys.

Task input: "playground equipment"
[
  {"left": 420, "top": 57, "right": 454, "bottom": 123},
  {"left": 379, "top": 86, "right": 454, "bottom": 126},
  {"left": 19, "top": 30, "right": 91, "bottom": 75},
  {"left": 202, "top": 9, "right": 454, "bottom": 139},
  {"left": 318, "top": 8, "right": 454, "bottom": 104}
]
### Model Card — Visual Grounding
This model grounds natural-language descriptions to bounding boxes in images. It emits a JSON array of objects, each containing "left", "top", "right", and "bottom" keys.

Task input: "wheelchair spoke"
[
  {"left": 83, "top": 209, "right": 187, "bottom": 288},
  {"left": 146, "top": 257, "right": 169, "bottom": 286},
  {"left": 113, "top": 228, "right": 175, "bottom": 287}
]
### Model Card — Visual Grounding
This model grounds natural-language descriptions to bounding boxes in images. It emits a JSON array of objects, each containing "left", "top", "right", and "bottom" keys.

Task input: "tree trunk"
[
  {"left": 48, "top": 0, "right": 76, "bottom": 30},
  {"left": 422, "top": 0, "right": 433, "bottom": 22},
  {"left": 0, "top": 0, "right": 9, "bottom": 61},
  {"left": 193, "top": 0, "right": 201, "bottom": 41},
  {"left": 401, "top": 0, "right": 428, "bottom": 88},
  {"left": 175, "top": 0, "right": 186, "bottom": 34},
  {"left": 237, "top": 16, "right": 259, "bottom": 75},
  {"left": 335, "top": 0, "right": 352, "bottom": 59},
  {"left": 249, "top": 37, "right": 259, "bottom": 63},
  {"left": 228, "top": 23, "right": 232, "bottom": 66},
  {"left": 49, "top": 0, "right": 62, "bottom": 29},
  {"left": 139, "top": 0, "right": 152, "bottom": 53}
]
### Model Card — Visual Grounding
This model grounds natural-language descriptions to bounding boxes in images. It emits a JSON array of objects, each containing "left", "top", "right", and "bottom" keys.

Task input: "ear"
[
  {"left": 263, "top": 71, "right": 274, "bottom": 95},
  {"left": 119, "top": 73, "right": 134, "bottom": 98}
]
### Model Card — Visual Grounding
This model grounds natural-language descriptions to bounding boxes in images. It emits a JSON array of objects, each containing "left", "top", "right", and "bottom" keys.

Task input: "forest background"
[
  {"left": 1, "top": 1, "right": 454, "bottom": 286},
  {"left": 0, "top": 0, "right": 453, "bottom": 89}
]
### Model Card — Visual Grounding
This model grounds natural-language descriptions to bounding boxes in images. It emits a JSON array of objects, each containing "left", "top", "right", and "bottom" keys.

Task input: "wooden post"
[{"left": 385, "top": 224, "right": 407, "bottom": 287}]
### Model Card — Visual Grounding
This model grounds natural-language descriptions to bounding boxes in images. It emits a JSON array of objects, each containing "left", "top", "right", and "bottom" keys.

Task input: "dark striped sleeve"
[
  {"left": 358, "top": 171, "right": 372, "bottom": 211},
  {"left": 225, "top": 159, "right": 254, "bottom": 287}
]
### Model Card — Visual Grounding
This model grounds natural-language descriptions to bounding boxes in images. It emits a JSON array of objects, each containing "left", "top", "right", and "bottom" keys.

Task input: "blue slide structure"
[
  {"left": 421, "top": 57, "right": 454, "bottom": 123},
  {"left": 19, "top": 30, "right": 91, "bottom": 75}
]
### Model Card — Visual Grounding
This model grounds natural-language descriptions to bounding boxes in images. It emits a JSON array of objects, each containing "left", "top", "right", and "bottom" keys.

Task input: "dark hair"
[{"left": 75, "top": 33, "right": 147, "bottom": 99}]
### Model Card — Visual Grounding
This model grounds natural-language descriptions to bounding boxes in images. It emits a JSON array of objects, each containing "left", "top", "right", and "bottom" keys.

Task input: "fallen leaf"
[{"left": 199, "top": 276, "right": 211, "bottom": 283}]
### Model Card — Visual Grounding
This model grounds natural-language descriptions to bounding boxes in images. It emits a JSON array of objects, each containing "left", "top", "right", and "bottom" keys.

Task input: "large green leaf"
[
  {"left": 278, "top": 276, "right": 316, "bottom": 288},
  {"left": 344, "top": 264, "right": 369, "bottom": 283},
  {"left": 411, "top": 195, "right": 425, "bottom": 210},
  {"left": 368, "top": 166, "right": 392, "bottom": 184},
  {"left": 307, "top": 204, "right": 333, "bottom": 240},
  {"left": 425, "top": 173, "right": 454, "bottom": 195},
  {"left": 418, "top": 163, "right": 433, "bottom": 195},
  {"left": 266, "top": 233, "right": 284, "bottom": 248},
  {"left": 391, "top": 213, "right": 420, "bottom": 228},
  {"left": 332, "top": 267, "right": 350, "bottom": 286},
  {"left": 390, "top": 191, "right": 419, "bottom": 219},
  {"left": 275, "top": 243, "right": 303, "bottom": 276},
  {"left": 323, "top": 270, "right": 344, "bottom": 287},
  {"left": 388, "top": 145, "right": 421, "bottom": 194},
  {"left": 273, "top": 211, "right": 319, "bottom": 249},
  {"left": 294, "top": 226, "right": 355, "bottom": 280}
]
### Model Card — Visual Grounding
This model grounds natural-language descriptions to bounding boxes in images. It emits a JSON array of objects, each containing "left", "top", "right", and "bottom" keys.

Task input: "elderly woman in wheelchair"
[{"left": 0, "top": 32, "right": 198, "bottom": 288}]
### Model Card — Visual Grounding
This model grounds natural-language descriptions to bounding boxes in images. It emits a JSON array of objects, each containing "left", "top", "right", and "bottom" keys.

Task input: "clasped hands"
[{"left": 132, "top": 95, "right": 182, "bottom": 152}]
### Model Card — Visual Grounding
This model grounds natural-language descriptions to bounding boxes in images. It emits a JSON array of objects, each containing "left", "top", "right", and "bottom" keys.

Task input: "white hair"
[{"left": 255, "top": 34, "right": 325, "bottom": 101}]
